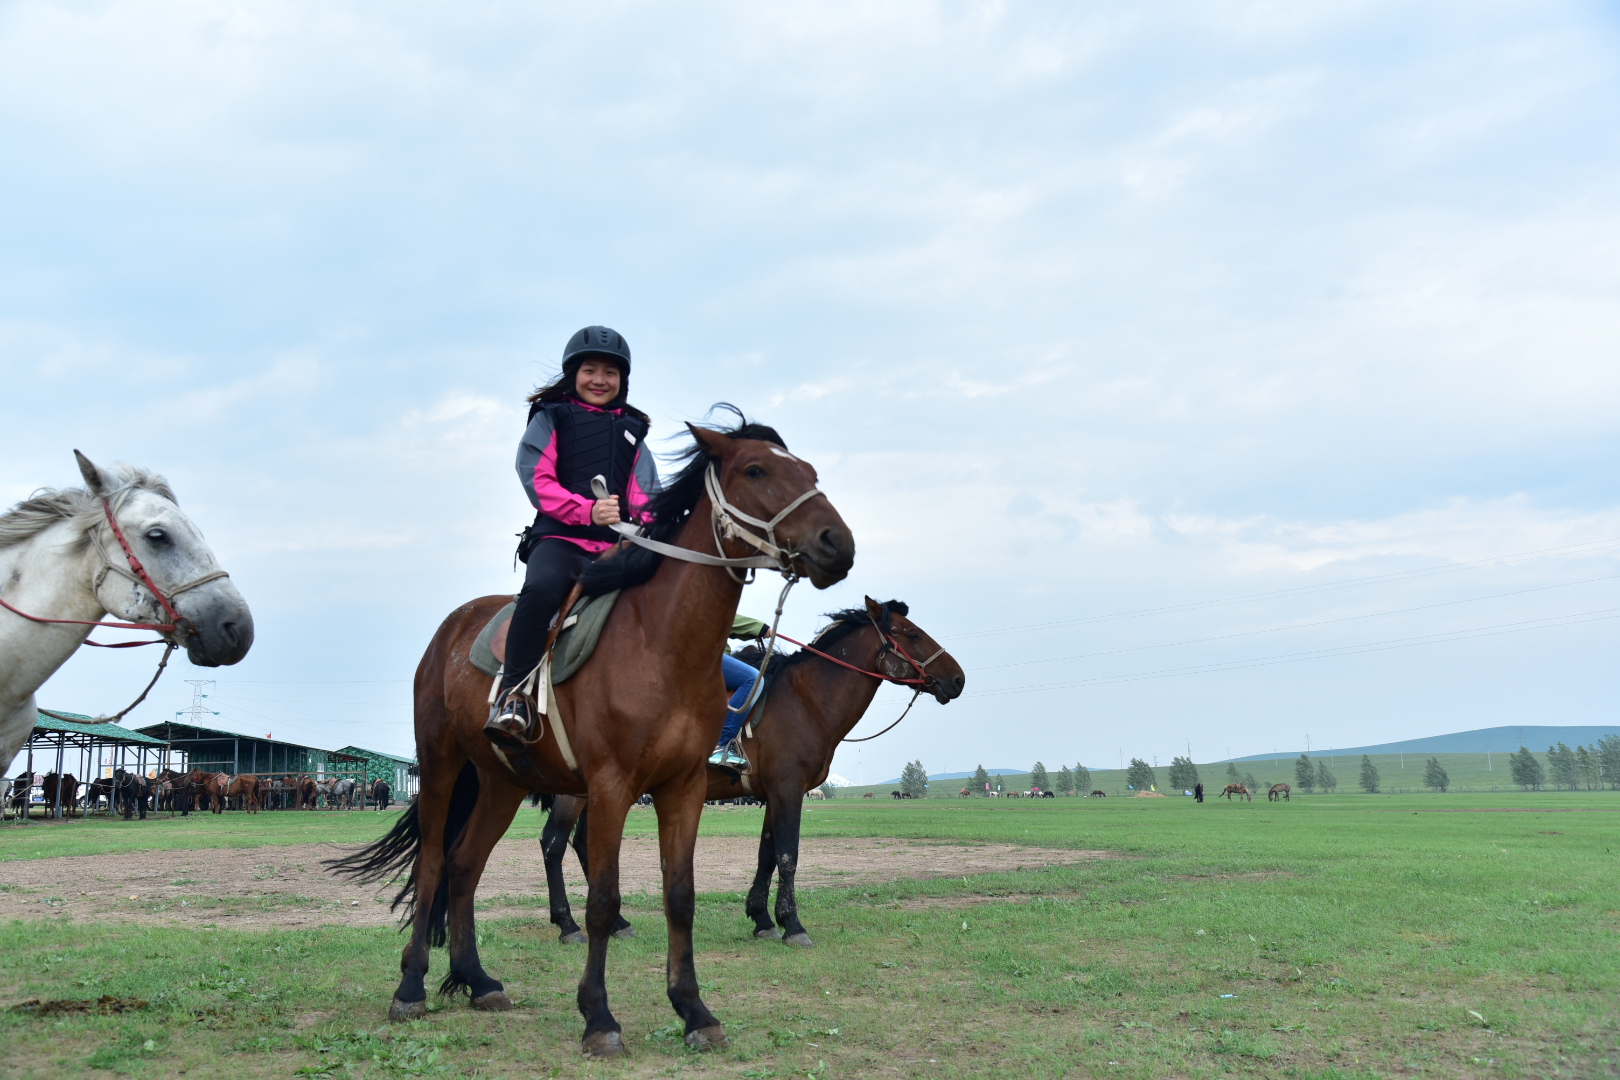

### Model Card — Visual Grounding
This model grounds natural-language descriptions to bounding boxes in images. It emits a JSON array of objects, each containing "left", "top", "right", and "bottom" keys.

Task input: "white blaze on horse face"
[{"left": 768, "top": 447, "right": 800, "bottom": 462}]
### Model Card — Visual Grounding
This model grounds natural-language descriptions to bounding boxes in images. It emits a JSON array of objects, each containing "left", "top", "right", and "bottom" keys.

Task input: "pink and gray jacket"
[{"left": 516, "top": 399, "right": 659, "bottom": 553}]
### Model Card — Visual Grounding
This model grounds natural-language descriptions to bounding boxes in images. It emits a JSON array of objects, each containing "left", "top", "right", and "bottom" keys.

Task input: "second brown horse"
[{"left": 540, "top": 597, "right": 965, "bottom": 947}]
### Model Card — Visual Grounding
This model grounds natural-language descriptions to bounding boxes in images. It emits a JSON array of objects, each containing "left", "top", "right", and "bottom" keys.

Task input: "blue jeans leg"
[{"left": 718, "top": 653, "right": 760, "bottom": 747}]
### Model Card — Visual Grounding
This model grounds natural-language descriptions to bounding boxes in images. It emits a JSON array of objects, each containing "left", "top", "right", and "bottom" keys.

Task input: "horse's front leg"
[
  {"left": 652, "top": 768, "right": 727, "bottom": 1050},
  {"left": 442, "top": 778, "right": 526, "bottom": 1010},
  {"left": 569, "top": 808, "right": 635, "bottom": 938},
  {"left": 767, "top": 789, "right": 813, "bottom": 947},
  {"left": 577, "top": 787, "right": 635, "bottom": 1057},
  {"left": 744, "top": 805, "right": 779, "bottom": 938},
  {"left": 541, "top": 795, "right": 587, "bottom": 943}
]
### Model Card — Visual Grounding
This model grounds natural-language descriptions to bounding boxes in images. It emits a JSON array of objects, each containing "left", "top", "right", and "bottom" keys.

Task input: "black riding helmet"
[{"left": 562, "top": 325, "right": 631, "bottom": 374}]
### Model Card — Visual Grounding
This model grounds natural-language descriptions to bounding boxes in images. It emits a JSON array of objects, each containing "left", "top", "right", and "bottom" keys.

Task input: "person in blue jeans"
[{"left": 711, "top": 616, "right": 766, "bottom": 768}]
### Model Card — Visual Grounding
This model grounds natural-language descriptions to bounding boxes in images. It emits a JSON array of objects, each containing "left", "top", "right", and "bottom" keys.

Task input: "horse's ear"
[
  {"left": 686, "top": 424, "right": 732, "bottom": 459},
  {"left": 73, "top": 450, "right": 112, "bottom": 497},
  {"left": 863, "top": 596, "right": 885, "bottom": 623}
]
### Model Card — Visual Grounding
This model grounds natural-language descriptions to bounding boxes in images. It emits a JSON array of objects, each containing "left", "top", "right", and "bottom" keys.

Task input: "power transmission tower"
[{"left": 179, "top": 680, "right": 219, "bottom": 726}]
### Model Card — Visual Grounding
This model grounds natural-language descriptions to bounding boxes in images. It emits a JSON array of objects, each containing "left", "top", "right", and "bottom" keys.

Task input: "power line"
[
  {"left": 968, "top": 607, "right": 1620, "bottom": 698},
  {"left": 971, "top": 574, "right": 1620, "bottom": 672},
  {"left": 948, "top": 535, "right": 1620, "bottom": 640}
]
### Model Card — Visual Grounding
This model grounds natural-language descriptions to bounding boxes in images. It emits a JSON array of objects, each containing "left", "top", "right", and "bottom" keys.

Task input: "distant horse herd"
[{"left": 4, "top": 770, "right": 396, "bottom": 820}]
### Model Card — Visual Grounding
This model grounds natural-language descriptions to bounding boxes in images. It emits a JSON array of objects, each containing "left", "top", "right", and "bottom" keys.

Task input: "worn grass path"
[{"left": 2, "top": 792, "right": 1616, "bottom": 1078}]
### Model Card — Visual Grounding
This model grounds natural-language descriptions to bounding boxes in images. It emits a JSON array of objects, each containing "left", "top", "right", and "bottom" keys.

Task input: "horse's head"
[
  {"left": 864, "top": 596, "right": 965, "bottom": 704},
  {"left": 76, "top": 451, "right": 254, "bottom": 667},
  {"left": 688, "top": 425, "right": 855, "bottom": 589}
]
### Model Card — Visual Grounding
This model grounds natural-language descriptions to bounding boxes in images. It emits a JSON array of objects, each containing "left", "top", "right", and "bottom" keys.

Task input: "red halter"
[{"left": 0, "top": 497, "right": 195, "bottom": 644}]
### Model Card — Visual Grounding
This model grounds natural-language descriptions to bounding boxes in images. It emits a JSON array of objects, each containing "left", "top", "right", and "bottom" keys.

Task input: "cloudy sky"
[{"left": 4, "top": 0, "right": 1617, "bottom": 783}]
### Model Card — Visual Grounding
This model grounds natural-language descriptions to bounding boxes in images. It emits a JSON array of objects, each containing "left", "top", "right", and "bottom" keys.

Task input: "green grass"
[{"left": 2, "top": 794, "right": 1617, "bottom": 1077}]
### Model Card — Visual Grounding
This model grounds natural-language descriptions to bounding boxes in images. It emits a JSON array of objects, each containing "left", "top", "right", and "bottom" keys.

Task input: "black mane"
[
  {"left": 732, "top": 601, "right": 910, "bottom": 714},
  {"left": 577, "top": 405, "right": 786, "bottom": 596}
]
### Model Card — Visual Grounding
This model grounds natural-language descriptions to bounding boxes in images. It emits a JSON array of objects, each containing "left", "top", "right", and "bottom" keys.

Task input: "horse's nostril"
[
  {"left": 817, "top": 528, "right": 841, "bottom": 554},
  {"left": 219, "top": 622, "right": 240, "bottom": 649},
  {"left": 951, "top": 675, "right": 965, "bottom": 695}
]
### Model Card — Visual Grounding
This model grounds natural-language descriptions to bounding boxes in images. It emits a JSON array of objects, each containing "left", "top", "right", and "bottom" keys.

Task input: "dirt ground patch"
[{"left": 0, "top": 835, "right": 1113, "bottom": 930}]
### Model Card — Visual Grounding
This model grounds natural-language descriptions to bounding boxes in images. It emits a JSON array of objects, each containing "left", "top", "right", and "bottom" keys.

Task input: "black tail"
[{"left": 323, "top": 762, "right": 482, "bottom": 948}]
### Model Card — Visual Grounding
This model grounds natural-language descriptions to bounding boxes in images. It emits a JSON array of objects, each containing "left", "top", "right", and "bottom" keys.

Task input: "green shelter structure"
[
  {"left": 336, "top": 746, "right": 419, "bottom": 797},
  {"left": 7, "top": 711, "right": 169, "bottom": 819},
  {"left": 132, "top": 721, "right": 368, "bottom": 784}
]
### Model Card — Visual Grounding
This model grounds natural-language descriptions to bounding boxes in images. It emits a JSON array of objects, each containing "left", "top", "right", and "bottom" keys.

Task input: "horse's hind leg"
[
  {"left": 442, "top": 777, "right": 526, "bottom": 1010},
  {"left": 744, "top": 806, "right": 779, "bottom": 938},
  {"left": 390, "top": 762, "right": 461, "bottom": 1022},
  {"left": 542, "top": 796, "right": 587, "bottom": 943},
  {"left": 650, "top": 770, "right": 726, "bottom": 1051}
]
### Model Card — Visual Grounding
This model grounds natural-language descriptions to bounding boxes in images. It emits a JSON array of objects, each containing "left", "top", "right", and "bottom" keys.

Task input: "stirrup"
[
  {"left": 484, "top": 690, "right": 532, "bottom": 753},
  {"left": 708, "top": 741, "right": 749, "bottom": 770}
]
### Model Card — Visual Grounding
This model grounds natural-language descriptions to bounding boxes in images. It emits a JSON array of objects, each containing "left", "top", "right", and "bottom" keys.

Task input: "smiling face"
[{"left": 573, "top": 358, "right": 622, "bottom": 406}]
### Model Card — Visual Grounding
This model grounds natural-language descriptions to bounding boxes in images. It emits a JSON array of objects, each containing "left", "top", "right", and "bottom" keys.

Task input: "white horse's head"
[{"left": 74, "top": 451, "right": 254, "bottom": 667}]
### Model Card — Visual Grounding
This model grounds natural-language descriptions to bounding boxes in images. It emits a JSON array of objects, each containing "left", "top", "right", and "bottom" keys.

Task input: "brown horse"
[
  {"left": 329, "top": 417, "right": 854, "bottom": 1056},
  {"left": 1089, "top": 790, "right": 1107, "bottom": 797},
  {"left": 40, "top": 773, "right": 79, "bottom": 818},
  {"left": 1268, "top": 783, "right": 1290, "bottom": 802},
  {"left": 1221, "top": 783, "right": 1252, "bottom": 802},
  {"left": 538, "top": 597, "right": 965, "bottom": 948},
  {"left": 227, "top": 774, "right": 261, "bottom": 813}
]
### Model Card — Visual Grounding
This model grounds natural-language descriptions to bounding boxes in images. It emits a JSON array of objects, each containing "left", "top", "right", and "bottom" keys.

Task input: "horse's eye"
[
  {"left": 146, "top": 528, "right": 170, "bottom": 545},
  {"left": 744, "top": 464, "right": 767, "bottom": 479},
  {"left": 907, "top": 631, "right": 920, "bottom": 640}
]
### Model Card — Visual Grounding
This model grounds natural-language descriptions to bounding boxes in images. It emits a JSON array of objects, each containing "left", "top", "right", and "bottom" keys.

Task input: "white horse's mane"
[{"left": 0, "top": 464, "right": 177, "bottom": 550}]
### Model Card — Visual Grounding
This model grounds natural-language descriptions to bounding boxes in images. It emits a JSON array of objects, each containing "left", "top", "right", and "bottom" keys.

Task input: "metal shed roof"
[{"left": 34, "top": 711, "right": 167, "bottom": 746}]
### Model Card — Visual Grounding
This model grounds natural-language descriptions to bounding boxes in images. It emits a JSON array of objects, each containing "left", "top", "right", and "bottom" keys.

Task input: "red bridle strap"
[
  {"left": 772, "top": 632, "right": 928, "bottom": 686},
  {"left": 0, "top": 497, "right": 190, "bottom": 645}
]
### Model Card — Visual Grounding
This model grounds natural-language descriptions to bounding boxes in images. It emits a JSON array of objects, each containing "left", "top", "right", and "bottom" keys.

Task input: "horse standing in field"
[
  {"left": 114, "top": 769, "right": 150, "bottom": 819},
  {"left": 1221, "top": 783, "right": 1252, "bottom": 802},
  {"left": 0, "top": 453, "right": 252, "bottom": 776},
  {"left": 41, "top": 772, "right": 79, "bottom": 817},
  {"left": 371, "top": 779, "right": 392, "bottom": 811},
  {"left": 537, "top": 599, "right": 964, "bottom": 948},
  {"left": 1268, "top": 783, "right": 1290, "bottom": 802},
  {"left": 329, "top": 417, "right": 854, "bottom": 1056},
  {"left": 227, "top": 773, "right": 261, "bottom": 813},
  {"left": 332, "top": 777, "right": 358, "bottom": 809},
  {"left": 1089, "top": 790, "right": 1107, "bottom": 798}
]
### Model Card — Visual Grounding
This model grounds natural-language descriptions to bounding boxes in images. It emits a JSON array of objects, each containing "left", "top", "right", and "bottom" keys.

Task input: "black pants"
[{"left": 502, "top": 537, "right": 591, "bottom": 691}]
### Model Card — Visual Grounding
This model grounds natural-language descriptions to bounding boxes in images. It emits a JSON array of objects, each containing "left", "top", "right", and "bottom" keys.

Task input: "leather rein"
[
  {"left": 0, "top": 495, "right": 229, "bottom": 726},
  {"left": 772, "top": 616, "right": 948, "bottom": 744}
]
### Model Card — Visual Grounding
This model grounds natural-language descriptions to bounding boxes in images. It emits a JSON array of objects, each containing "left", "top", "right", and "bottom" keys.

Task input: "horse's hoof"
[
  {"left": 611, "top": 925, "right": 636, "bottom": 939},
  {"left": 754, "top": 927, "right": 782, "bottom": 940},
  {"left": 581, "top": 1030, "right": 626, "bottom": 1057},
  {"left": 783, "top": 932, "right": 815, "bottom": 949},
  {"left": 471, "top": 991, "right": 513, "bottom": 1012},
  {"left": 388, "top": 997, "right": 427, "bottom": 1023},
  {"left": 685, "top": 1025, "right": 728, "bottom": 1051},
  {"left": 559, "top": 929, "right": 588, "bottom": 945}
]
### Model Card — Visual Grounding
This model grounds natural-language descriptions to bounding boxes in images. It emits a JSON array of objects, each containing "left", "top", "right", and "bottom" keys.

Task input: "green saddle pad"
[{"left": 468, "top": 592, "right": 621, "bottom": 684}]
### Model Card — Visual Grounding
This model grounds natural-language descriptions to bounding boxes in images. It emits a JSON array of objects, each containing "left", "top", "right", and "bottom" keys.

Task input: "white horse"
[{"left": 0, "top": 452, "right": 253, "bottom": 775}]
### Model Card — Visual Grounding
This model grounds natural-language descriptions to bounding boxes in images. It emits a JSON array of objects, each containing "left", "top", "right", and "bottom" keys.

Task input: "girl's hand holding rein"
[{"left": 592, "top": 496, "right": 623, "bottom": 526}]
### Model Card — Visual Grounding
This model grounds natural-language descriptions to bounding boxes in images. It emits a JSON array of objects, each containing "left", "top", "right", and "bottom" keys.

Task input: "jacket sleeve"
[
  {"left": 625, "top": 441, "right": 660, "bottom": 521},
  {"left": 515, "top": 411, "right": 594, "bottom": 525}
]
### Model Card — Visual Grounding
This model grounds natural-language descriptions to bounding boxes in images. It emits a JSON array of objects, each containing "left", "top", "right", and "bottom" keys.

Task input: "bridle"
[
  {"left": 763, "top": 613, "right": 949, "bottom": 744},
  {"left": 0, "top": 492, "right": 229, "bottom": 726},
  {"left": 593, "top": 460, "right": 829, "bottom": 719}
]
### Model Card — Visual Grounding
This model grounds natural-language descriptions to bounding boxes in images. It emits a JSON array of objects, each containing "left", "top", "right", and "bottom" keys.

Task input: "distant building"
[{"left": 336, "top": 745, "right": 418, "bottom": 796}]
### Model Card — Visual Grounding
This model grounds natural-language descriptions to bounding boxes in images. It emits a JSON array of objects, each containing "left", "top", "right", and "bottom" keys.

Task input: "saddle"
[
  {"left": 479, "top": 586, "right": 621, "bottom": 777},
  {"left": 470, "top": 590, "right": 621, "bottom": 684}
]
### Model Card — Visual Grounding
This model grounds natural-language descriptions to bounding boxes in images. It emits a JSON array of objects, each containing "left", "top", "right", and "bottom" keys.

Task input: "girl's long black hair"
[
  {"left": 526, "top": 357, "right": 650, "bottom": 426},
  {"left": 578, "top": 405, "right": 785, "bottom": 596}
]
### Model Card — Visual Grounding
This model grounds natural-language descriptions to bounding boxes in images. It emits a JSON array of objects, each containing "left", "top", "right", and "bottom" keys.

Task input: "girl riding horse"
[{"left": 485, "top": 326, "right": 659, "bottom": 752}]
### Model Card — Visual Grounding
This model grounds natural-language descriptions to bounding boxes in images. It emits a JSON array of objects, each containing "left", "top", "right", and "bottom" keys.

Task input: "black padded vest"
[{"left": 531, "top": 401, "right": 648, "bottom": 544}]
